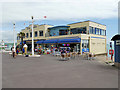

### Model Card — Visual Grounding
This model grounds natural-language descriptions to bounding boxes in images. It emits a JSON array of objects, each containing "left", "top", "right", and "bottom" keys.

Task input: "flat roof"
[
  {"left": 48, "top": 26, "right": 70, "bottom": 29},
  {"left": 68, "top": 20, "right": 106, "bottom": 26}
]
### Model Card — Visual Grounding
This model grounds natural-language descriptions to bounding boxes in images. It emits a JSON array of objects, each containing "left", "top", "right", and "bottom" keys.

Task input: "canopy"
[
  {"left": 58, "top": 38, "right": 81, "bottom": 43},
  {"left": 36, "top": 38, "right": 81, "bottom": 44},
  {"left": 36, "top": 40, "right": 44, "bottom": 44},
  {"left": 44, "top": 39, "right": 58, "bottom": 43}
]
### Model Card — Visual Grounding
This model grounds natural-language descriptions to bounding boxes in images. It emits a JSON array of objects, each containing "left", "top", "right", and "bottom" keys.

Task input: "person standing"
[
  {"left": 12, "top": 47, "right": 16, "bottom": 58},
  {"left": 16, "top": 48, "right": 19, "bottom": 55}
]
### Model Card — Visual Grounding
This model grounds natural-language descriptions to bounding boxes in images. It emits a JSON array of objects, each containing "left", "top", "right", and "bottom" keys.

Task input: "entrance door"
[{"left": 82, "top": 40, "right": 89, "bottom": 53}]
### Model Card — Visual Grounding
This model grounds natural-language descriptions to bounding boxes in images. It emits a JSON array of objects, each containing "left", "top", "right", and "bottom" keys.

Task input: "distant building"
[{"left": 17, "top": 21, "right": 107, "bottom": 55}]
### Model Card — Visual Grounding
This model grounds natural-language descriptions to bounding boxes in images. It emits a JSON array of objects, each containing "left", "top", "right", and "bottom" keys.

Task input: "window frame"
[{"left": 39, "top": 31, "right": 43, "bottom": 36}]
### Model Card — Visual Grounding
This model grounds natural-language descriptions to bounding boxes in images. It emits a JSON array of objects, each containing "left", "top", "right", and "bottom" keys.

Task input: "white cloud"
[
  {"left": 0, "top": 0, "right": 119, "bottom": 43},
  {"left": 0, "top": 30, "right": 18, "bottom": 43},
  {"left": 0, "top": 0, "right": 119, "bottom": 23}
]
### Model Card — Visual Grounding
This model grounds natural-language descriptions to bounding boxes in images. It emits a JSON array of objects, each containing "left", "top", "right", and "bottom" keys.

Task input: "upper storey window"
[
  {"left": 26, "top": 33, "right": 29, "bottom": 38},
  {"left": 89, "top": 26, "right": 106, "bottom": 36},
  {"left": 59, "top": 30, "right": 68, "bottom": 35},
  {"left": 39, "top": 31, "right": 43, "bottom": 36},
  {"left": 35, "top": 31, "right": 37, "bottom": 37},
  {"left": 70, "top": 27, "right": 86, "bottom": 34}
]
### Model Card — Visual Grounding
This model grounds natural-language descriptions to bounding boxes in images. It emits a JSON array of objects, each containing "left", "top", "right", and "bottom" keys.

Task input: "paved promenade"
[{"left": 2, "top": 53, "right": 118, "bottom": 88}]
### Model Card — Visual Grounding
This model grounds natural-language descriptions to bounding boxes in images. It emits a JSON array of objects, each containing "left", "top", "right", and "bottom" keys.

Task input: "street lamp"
[
  {"left": 31, "top": 16, "right": 34, "bottom": 56},
  {"left": 13, "top": 23, "right": 16, "bottom": 52}
]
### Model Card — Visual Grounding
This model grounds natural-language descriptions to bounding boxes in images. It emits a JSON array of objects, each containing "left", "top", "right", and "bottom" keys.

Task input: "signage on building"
[{"left": 116, "top": 40, "right": 120, "bottom": 45}]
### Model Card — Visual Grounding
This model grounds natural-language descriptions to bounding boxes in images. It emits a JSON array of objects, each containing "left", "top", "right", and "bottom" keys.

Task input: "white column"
[
  {"left": 31, "top": 16, "right": 34, "bottom": 56},
  {"left": 80, "top": 40, "right": 82, "bottom": 55},
  {"left": 13, "top": 23, "right": 16, "bottom": 52}
]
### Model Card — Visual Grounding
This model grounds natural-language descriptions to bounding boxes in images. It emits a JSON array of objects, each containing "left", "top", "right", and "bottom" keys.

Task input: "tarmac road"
[{"left": 2, "top": 53, "right": 118, "bottom": 88}]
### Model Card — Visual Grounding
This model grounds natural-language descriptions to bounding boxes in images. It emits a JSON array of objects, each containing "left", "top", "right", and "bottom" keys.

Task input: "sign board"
[
  {"left": 109, "top": 49, "right": 114, "bottom": 55},
  {"left": 116, "top": 40, "right": 120, "bottom": 45}
]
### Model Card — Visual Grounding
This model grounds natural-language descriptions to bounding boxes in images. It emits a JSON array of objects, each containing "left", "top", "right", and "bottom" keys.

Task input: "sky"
[{"left": 0, "top": 0, "right": 119, "bottom": 44}]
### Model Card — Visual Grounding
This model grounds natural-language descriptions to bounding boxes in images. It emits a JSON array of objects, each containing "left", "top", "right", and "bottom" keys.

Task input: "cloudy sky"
[{"left": 0, "top": 0, "right": 119, "bottom": 43}]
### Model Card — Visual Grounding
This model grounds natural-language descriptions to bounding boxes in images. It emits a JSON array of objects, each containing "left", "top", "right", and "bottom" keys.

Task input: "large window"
[
  {"left": 26, "top": 33, "right": 29, "bottom": 38},
  {"left": 89, "top": 27, "right": 106, "bottom": 36},
  {"left": 95, "top": 28, "right": 99, "bottom": 35},
  {"left": 35, "top": 31, "right": 37, "bottom": 37},
  {"left": 100, "top": 29, "right": 106, "bottom": 36},
  {"left": 30, "top": 32, "right": 32, "bottom": 37},
  {"left": 59, "top": 30, "right": 68, "bottom": 35},
  {"left": 89, "top": 26, "right": 93, "bottom": 34},
  {"left": 70, "top": 27, "right": 86, "bottom": 34},
  {"left": 39, "top": 31, "right": 43, "bottom": 36}
]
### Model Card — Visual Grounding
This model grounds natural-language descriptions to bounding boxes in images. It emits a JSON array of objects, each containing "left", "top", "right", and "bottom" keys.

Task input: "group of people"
[{"left": 11, "top": 46, "right": 25, "bottom": 58}]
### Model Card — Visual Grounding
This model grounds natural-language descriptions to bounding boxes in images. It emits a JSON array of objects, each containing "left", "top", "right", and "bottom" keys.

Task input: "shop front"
[{"left": 36, "top": 38, "right": 81, "bottom": 53}]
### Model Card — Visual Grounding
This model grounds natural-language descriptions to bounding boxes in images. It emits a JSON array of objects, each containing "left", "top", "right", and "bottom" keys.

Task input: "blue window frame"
[
  {"left": 95, "top": 28, "right": 99, "bottom": 35},
  {"left": 89, "top": 27, "right": 106, "bottom": 36},
  {"left": 105, "top": 30, "right": 106, "bottom": 36},
  {"left": 100, "top": 29, "right": 102, "bottom": 35},
  {"left": 95, "top": 28, "right": 97, "bottom": 34}
]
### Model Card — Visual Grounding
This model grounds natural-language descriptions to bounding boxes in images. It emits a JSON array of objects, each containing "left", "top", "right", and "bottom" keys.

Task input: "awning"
[
  {"left": 36, "top": 38, "right": 81, "bottom": 44},
  {"left": 58, "top": 38, "right": 81, "bottom": 43},
  {"left": 44, "top": 39, "right": 58, "bottom": 43},
  {"left": 36, "top": 40, "right": 44, "bottom": 44}
]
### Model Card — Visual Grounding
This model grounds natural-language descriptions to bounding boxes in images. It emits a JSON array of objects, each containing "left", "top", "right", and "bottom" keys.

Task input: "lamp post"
[
  {"left": 31, "top": 16, "right": 34, "bottom": 56},
  {"left": 13, "top": 23, "right": 16, "bottom": 52}
]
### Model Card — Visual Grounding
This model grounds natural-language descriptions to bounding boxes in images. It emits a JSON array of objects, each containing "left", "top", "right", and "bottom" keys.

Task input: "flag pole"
[
  {"left": 31, "top": 16, "right": 34, "bottom": 56},
  {"left": 13, "top": 23, "right": 16, "bottom": 52}
]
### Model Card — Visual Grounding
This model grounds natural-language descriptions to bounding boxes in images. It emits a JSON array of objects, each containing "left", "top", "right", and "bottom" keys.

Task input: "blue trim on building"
[
  {"left": 91, "top": 36, "right": 106, "bottom": 39},
  {"left": 58, "top": 38, "right": 81, "bottom": 43}
]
